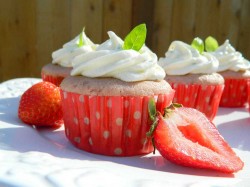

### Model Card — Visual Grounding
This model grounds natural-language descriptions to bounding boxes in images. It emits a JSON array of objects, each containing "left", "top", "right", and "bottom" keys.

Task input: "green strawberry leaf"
[
  {"left": 77, "top": 28, "right": 85, "bottom": 47},
  {"left": 123, "top": 23, "right": 147, "bottom": 51},
  {"left": 205, "top": 36, "right": 219, "bottom": 52},
  {"left": 148, "top": 97, "right": 156, "bottom": 121},
  {"left": 191, "top": 37, "right": 204, "bottom": 54}
]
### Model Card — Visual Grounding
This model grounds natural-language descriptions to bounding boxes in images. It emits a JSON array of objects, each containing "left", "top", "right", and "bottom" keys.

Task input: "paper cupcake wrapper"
[
  {"left": 41, "top": 73, "right": 65, "bottom": 87},
  {"left": 60, "top": 90, "right": 174, "bottom": 156},
  {"left": 220, "top": 78, "right": 249, "bottom": 107},
  {"left": 171, "top": 83, "right": 224, "bottom": 120},
  {"left": 247, "top": 80, "right": 250, "bottom": 112}
]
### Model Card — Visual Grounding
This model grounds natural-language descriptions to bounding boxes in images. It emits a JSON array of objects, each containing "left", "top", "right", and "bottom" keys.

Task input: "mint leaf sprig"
[
  {"left": 191, "top": 37, "right": 204, "bottom": 54},
  {"left": 77, "top": 28, "right": 85, "bottom": 47},
  {"left": 191, "top": 36, "right": 219, "bottom": 54},
  {"left": 205, "top": 36, "right": 219, "bottom": 52},
  {"left": 123, "top": 23, "right": 147, "bottom": 52}
]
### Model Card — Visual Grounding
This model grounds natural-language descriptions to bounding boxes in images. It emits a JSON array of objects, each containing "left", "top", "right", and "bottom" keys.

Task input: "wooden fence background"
[{"left": 0, "top": 0, "right": 249, "bottom": 82}]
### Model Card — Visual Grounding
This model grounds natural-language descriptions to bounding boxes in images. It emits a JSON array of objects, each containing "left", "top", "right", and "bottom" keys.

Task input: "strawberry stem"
[{"left": 163, "top": 103, "right": 182, "bottom": 117}]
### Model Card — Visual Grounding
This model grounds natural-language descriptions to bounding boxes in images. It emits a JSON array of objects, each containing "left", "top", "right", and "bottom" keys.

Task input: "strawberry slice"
[{"left": 150, "top": 105, "right": 244, "bottom": 173}]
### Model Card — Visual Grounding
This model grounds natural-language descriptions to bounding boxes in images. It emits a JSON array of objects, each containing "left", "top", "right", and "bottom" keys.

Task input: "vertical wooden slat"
[
  {"left": 71, "top": 0, "right": 103, "bottom": 43},
  {"left": 152, "top": 0, "right": 174, "bottom": 57},
  {"left": 0, "top": 0, "right": 37, "bottom": 80},
  {"left": 194, "top": 0, "right": 221, "bottom": 40},
  {"left": 217, "top": 0, "right": 242, "bottom": 47},
  {"left": 36, "top": 0, "right": 71, "bottom": 76},
  {"left": 170, "top": 0, "right": 196, "bottom": 43},
  {"left": 102, "top": 0, "right": 132, "bottom": 41},
  {"left": 238, "top": 0, "right": 250, "bottom": 59},
  {"left": 132, "top": 0, "right": 154, "bottom": 48}
]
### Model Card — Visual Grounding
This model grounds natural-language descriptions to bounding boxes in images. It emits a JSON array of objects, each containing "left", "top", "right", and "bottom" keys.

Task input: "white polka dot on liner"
[
  {"left": 124, "top": 100, "right": 129, "bottom": 108},
  {"left": 173, "top": 83, "right": 178, "bottom": 88},
  {"left": 134, "top": 111, "right": 141, "bottom": 119},
  {"left": 103, "top": 131, "right": 110, "bottom": 139},
  {"left": 73, "top": 117, "right": 79, "bottom": 125},
  {"left": 157, "top": 96, "right": 163, "bottom": 103},
  {"left": 79, "top": 95, "right": 84, "bottom": 102},
  {"left": 205, "top": 97, "right": 210, "bottom": 103},
  {"left": 116, "top": 118, "right": 123, "bottom": 126},
  {"left": 141, "top": 138, "right": 147, "bottom": 145},
  {"left": 114, "top": 148, "right": 122, "bottom": 155},
  {"left": 74, "top": 137, "right": 81, "bottom": 143},
  {"left": 84, "top": 117, "right": 90, "bottom": 125},
  {"left": 125, "top": 130, "right": 131, "bottom": 137},
  {"left": 63, "top": 92, "right": 67, "bottom": 99},
  {"left": 96, "top": 112, "right": 100, "bottom": 119},
  {"left": 107, "top": 99, "right": 112, "bottom": 108},
  {"left": 89, "top": 137, "right": 93, "bottom": 145}
]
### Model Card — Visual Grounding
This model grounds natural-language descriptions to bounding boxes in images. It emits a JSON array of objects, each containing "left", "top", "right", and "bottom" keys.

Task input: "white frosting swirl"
[
  {"left": 71, "top": 31, "right": 165, "bottom": 82},
  {"left": 158, "top": 41, "right": 219, "bottom": 75},
  {"left": 210, "top": 40, "right": 250, "bottom": 72},
  {"left": 52, "top": 31, "right": 97, "bottom": 67}
]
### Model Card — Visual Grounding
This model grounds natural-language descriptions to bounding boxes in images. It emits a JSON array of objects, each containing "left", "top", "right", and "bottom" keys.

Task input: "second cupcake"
[
  {"left": 41, "top": 29, "right": 97, "bottom": 86},
  {"left": 158, "top": 39, "right": 224, "bottom": 120}
]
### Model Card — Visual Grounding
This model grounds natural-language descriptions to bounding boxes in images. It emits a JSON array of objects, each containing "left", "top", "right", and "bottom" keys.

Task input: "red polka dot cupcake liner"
[
  {"left": 60, "top": 90, "right": 175, "bottom": 156},
  {"left": 41, "top": 73, "right": 65, "bottom": 87},
  {"left": 247, "top": 80, "right": 250, "bottom": 112},
  {"left": 171, "top": 83, "right": 224, "bottom": 121},
  {"left": 220, "top": 79, "right": 249, "bottom": 107}
]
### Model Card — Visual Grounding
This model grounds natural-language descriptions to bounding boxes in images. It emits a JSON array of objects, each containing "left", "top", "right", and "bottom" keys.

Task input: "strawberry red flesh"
[{"left": 154, "top": 107, "right": 244, "bottom": 173}]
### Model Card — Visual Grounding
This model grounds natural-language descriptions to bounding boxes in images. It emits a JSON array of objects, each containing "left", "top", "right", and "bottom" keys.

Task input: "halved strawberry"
[{"left": 148, "top": 102, "right": 244, "bottom": 173}]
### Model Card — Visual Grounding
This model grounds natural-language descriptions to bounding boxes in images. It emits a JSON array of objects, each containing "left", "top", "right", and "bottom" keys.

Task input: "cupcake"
[
  {"left": 209, "top": 40, "right": 250, "bottom": 107},
  {"left": 60, "top": 24, "right": 175, "bottom": 156},
  {"left": 248, "top": 80, "right": 250, "bottom": 112},
  {"left": 41, "top": 29, "right": 97, "bottom": 86},
  {"left": 158, "top": 40, "right": 224, "bottom": 120}
]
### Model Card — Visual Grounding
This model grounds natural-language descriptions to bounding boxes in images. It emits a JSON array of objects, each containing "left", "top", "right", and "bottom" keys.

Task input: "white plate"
[{"left": 0, "top": 78, "right": 250, "bottom": 187}]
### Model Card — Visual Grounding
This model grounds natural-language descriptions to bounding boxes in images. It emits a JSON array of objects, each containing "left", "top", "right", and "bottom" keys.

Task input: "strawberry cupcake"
[
  {"left": 60, "top": 24, "right": 175, "bottom": 156},
  {"left": 209, "top": 40, "right": 250, "bottom": 107},
  {"left": 158, "top": 40, "right": 224, "bottom": 120},
  {"left": 41, "top": 30, "right": 97, "bottom": 86}
]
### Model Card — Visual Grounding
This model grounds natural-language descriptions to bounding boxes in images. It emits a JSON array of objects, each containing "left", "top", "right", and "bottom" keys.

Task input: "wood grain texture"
[
  {"left": 71, "top": 0, "right": 103, "bottom": 43},
  {"left": 102, "top": 0, "right": 132, "bottom": 40},
  {"left": 0, "top": 0, "right": 249, "bottom": 82},
  {"left": 152, "top": 0, "right": 174, "bottom": 57},
  {"left": 36, "top": 0, "right": 71, "bottom": 77},
  {"left": 132, "top": 0, "right": 154, "bottom": 47}
]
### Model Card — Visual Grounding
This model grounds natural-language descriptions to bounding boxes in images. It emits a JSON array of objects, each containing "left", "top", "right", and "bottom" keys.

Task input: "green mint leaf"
[
  {"left": 148, "top": 98, "right": 156, "bottom": 121},
  {"left": 191, "top": 37, "right": 204, "bottom": 54},
  {"left": 77, "top": 28, "right": 85, "bottom": 47},
  {"left": 205, "top": 36, "right": 219, "bottom": 52},
  {"left": 123, "top": 23, "right": 147, "bottom": 51}
]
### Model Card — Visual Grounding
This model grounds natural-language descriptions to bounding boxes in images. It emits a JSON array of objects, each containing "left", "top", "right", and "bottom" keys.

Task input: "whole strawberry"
[{"left": 18, "top": 81, "right": 63, "bottom": 127}]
